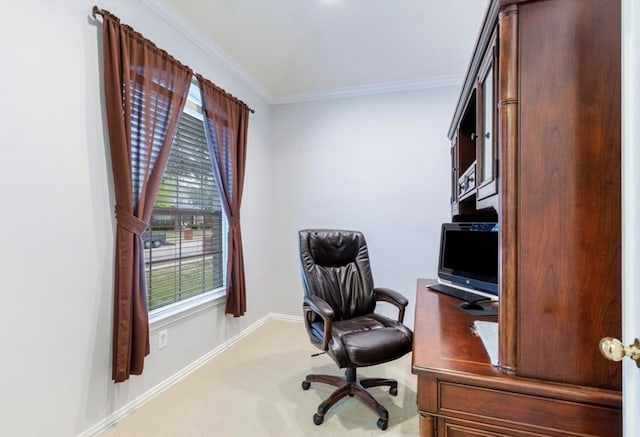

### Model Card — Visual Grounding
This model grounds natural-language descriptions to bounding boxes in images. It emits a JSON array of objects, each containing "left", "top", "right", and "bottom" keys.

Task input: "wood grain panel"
[
  {"left": 516, "top": 0, "right": 621, "bottom": 389},
  {"left": 439, "top": 382, "right": 621, "bottom": 436}
]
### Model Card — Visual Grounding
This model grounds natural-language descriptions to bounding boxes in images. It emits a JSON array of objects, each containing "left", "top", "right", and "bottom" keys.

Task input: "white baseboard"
[
  {"left": 78, "top": 313, "right": 301, "bottom": 437},
  {"left": 269, "top": 312, "right": 303, "bottom": 323}
]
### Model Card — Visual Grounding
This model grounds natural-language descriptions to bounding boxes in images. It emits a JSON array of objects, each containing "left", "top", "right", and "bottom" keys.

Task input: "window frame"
[{"left": 147, "top": 81, "right": 228, "bottom": 326}]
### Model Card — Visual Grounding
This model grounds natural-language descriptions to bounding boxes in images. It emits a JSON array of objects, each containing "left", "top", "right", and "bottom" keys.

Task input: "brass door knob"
[{"left": 599, "top": 337, "right": 640, "bottom": 367}]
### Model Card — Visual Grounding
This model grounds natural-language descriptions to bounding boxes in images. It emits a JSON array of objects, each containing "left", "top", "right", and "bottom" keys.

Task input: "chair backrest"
[{"left": 299, "top": 229, "right": 376, "bottom": 320}]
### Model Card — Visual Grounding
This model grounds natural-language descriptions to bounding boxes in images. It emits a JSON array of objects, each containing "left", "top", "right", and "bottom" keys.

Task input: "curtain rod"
[{"left": 91, "top": 5, "right": 255, "bottom": 114}]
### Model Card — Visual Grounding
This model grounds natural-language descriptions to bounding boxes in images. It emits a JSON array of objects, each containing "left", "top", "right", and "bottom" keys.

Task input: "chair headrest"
[{"left": 301, "top": 229, "right": 365, "bottom": 267}]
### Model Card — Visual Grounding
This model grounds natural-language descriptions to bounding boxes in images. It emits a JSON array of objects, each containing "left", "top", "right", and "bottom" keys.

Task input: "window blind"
[{"left": 145, "top": 110, "right": 225, "bottom": 311}]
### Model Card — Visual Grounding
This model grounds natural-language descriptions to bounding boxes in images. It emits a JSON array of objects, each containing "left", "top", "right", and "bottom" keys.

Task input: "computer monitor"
[{"left": 437, "top": 222, "right": 499, "bottom": 297}]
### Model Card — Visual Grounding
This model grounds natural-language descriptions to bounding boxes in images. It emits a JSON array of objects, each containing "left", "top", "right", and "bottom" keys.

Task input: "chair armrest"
[
  {"left": 304, "top": 295, "right": 335, "bottom": 320},
  {"left": 374, "top": 287, "right": 408, "bottom": 324},
  {"left": 303, "top": 295, "right": 334, "bottom": 350}
]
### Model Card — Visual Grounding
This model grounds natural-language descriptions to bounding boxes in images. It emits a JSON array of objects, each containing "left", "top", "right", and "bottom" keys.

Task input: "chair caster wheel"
[
  {"left": 313, "top": 413, "right": 324, "bottom": 425},
  {"left": 389, "top": 386, "right": 398, "bottom": 396},
  {"left": 377, "top": 418, "right": 388, "bottom": 430},
  {"left": 301, "top": 381, "right": 310, "bottom": 390}
]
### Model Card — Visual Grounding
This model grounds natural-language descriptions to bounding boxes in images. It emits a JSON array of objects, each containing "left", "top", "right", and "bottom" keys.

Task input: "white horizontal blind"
[
  {"left": 144, "top": 103, "right": 225, "bottom": 311},
  {"left": 128, "top": 70, "right": 180, "bottom": 202}
]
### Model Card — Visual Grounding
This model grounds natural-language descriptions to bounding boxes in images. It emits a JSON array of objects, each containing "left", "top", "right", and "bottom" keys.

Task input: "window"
[{"left": 144, "top": 83, "right": 226, "bottom": 312}]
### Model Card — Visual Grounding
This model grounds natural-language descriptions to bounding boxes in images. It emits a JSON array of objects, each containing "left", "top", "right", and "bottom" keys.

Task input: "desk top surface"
[{"left": 412, "top": 278, "right": 502, "bottom": 378}]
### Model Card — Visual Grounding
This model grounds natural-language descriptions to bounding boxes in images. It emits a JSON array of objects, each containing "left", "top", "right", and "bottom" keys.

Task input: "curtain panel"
[
  {"left": 101, "top": 11, "right": 193, "bottom": 382},
  {"left": 196, "top": 75, "right": 250, "bottom": 317}
]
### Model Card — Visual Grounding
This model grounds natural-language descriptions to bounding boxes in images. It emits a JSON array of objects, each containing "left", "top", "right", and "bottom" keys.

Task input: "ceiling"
[{"left": 162, "top": 0, "right": 490, "bottom": 104}]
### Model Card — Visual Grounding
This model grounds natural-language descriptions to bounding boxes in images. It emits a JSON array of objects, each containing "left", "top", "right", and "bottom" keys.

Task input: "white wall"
[
  {"left": 0, "top": 2, "right": 458, "bottom": 435},
  {"left": 270, "top": 88, "right": 457, "bottom": 328},
  {"left": 0, "top": 1, "right": 275, "bottom": 436}
]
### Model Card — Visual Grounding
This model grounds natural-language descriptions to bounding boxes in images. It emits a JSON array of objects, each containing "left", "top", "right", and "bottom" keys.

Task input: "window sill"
[{"left": 149, "top": 288, "right": 226, "bottom": 332}]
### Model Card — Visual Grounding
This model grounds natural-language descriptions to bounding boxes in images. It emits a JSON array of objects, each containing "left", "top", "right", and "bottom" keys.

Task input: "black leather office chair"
[{"left": 298, "top": 229, "right": 413, "bottom": 430}]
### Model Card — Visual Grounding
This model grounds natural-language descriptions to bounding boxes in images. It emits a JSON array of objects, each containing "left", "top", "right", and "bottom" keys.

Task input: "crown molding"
[
  {"left": 140, "top": 0, "right": 463, "bottom": 106},
  {"left": 141, "top": 0, "right": 274, "bottom": 104},
  {"left": 271, "top": 75, "right": 464, "bottom": 105}
]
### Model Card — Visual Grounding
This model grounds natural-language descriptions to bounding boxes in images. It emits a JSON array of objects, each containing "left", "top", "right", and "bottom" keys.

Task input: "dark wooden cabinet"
[{"left": 413, "top": 0, "right": 622, "bottom": 435}]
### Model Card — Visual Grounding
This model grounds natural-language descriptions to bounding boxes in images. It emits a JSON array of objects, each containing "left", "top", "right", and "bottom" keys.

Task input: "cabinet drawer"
[
  {"left": 442, "top": 419, "right": 545, "bottom": 437},
  {"left": 438, "top": 382, "right": 620, "bottom": 436}
]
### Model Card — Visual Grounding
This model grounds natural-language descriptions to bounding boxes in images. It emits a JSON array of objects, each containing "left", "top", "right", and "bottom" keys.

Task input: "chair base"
[{"left": 301, "top": 367, "right": 397, "bottom": 430}]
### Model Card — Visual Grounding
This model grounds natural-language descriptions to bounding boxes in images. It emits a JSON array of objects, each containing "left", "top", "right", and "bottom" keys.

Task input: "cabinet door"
[{"left": 476, "top": 35, "right": 498, "bottom": 208}]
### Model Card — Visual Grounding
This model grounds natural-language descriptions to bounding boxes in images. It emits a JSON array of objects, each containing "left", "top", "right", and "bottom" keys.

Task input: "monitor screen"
[{"left": 438, "top": 222, "right": 499, "bottom": 295}]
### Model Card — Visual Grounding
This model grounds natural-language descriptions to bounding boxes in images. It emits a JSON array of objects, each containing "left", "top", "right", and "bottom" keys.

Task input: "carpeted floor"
[{"left": 100, "top": 319, "right": 419, "bottom": 436}]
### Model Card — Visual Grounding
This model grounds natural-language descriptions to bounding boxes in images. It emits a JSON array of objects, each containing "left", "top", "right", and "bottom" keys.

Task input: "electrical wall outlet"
[{"left": 158, "top": 329, "right": 169, "bottom": 350}]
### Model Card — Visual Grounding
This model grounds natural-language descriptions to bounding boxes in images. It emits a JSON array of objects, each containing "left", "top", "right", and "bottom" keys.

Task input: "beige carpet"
[{"left": 101, "top": 319, "right": 419, "bottom": 436}]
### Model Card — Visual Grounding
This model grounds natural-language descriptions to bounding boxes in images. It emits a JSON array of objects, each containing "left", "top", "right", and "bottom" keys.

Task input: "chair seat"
[
  {"left": 342, "top": 327, "right": 412, "bottom": 367},
  {"left": 310, "top": 314, "right": 412, "bottom": 368}
]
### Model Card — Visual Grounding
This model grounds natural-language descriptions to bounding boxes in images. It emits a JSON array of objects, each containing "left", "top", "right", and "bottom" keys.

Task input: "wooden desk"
[{"left": 411, "top": 279, "right": 621, "bottom": 437}]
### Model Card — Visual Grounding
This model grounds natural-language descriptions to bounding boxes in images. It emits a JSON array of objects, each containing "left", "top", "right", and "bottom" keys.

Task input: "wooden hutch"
[{"left": 411, "top": 0, "right": 622, "bottom": 435}]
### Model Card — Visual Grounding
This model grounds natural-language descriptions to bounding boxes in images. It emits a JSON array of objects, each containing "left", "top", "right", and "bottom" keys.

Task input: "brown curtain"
[
  {"left": 101, "top": 11, "right": 193, "bottom": 382},
  {"left": 196, "top": 74, "right": 250, "bottom": 317}
]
